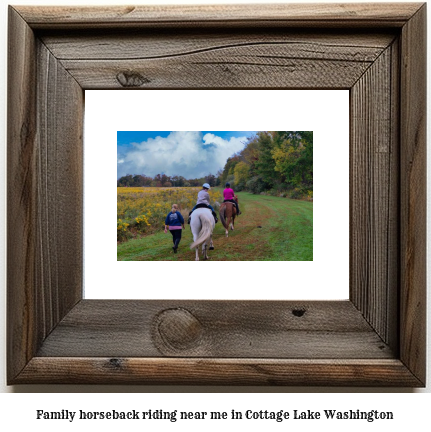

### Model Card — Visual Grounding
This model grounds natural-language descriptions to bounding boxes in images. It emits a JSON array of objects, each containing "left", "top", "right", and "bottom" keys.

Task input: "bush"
[
  {"left": 117, "top": 219, "right": 130, "bottom": 241},
  {"left": 246, "top": 176, "right": 267, "bottom": 194},
  {"left": 289, "top": 188, "right": 305, "bottom": 200},
  {"left": 235, "top": 181, "right": 246, "bottom": 192}
]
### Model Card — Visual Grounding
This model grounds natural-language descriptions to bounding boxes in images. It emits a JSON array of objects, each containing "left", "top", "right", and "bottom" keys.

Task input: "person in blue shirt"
[{"left": 164, "top": 204, "right": 185, "bottom": 253}]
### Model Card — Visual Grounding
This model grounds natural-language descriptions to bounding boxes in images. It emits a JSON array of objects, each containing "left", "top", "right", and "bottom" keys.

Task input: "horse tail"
[
  {"left": 190, "top": 212, "right": 213, "bottom": 249},
  {"left": 219, "top": 204, "right": 228, "bottom": 229}
]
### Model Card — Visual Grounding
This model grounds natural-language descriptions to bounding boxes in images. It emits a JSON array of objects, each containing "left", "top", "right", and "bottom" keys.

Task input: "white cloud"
[{"left": 117, "top": 131, "right": 247, "bottom": 179}]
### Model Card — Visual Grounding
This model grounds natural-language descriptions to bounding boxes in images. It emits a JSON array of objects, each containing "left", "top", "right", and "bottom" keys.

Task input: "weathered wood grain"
[
  {"left": 16, "top": 3, "right": 423, "bottom": 29},
  {"left": 7, "top": 6, "right": 38, "bottom": 382},
  {"left": 36, "top": 300, "right": 394, "bottom": 359},
  {"left": 60, "top": 57, "right": 371, "bottom": 89},
  {"left": 15, "top": 358, "right": 423, "bottom": 386},
  {"left": 399, "top": 3, "right": 427, "bottom": 385},
  {"left": 40, "top": 31, "right": 395, "bottom": 60},
  {"left": 350, "top": 44, "right": 398, "bottom": 348},
  {"left": 7, "top": 3, "right": 427, "bottom": 386},
  {"left": 58, "top": 43, "right": 389, "bottom": 89},
  {"left": 35, "top": 40, "right": 84, "bottom": 336},
  {"left": 387, "top": 38, "right": 401, "bottom": 353},
  {"left": 40, "top": 30, "right": 395, "bottom": 89},
  {"left": 7, "top": 6, "right": 83, "bottom": 383}
]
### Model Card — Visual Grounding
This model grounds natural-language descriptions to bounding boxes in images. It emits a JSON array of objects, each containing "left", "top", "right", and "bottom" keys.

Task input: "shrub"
[
  {"left": 117, "top": 219, "right": 130, "bottom": 241},
  {"left": 246, "top": 176, "right": 266, "bottom": 194}
]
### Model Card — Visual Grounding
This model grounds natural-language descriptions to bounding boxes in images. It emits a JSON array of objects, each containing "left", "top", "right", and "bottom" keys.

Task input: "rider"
[
  {"left": 188, "top": 183, "right": 218, "bottom": 224},
  {"left": 223, "top": 182, "right": 241, "bottom": 215}
]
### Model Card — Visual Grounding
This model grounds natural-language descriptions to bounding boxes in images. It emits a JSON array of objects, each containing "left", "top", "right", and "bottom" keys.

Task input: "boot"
[{"left": 212, "top": 211, "right": 218, "bottom": 223}]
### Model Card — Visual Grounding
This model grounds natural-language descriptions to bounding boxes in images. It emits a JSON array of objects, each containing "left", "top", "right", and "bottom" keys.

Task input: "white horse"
[{"left": 190, "top": 208, "right": 215, "bottom": 261}]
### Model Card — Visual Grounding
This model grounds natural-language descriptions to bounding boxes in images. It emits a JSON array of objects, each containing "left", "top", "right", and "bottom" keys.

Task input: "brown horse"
[{"left": 219, "top": 195, "right": 238, "bottom": 237}]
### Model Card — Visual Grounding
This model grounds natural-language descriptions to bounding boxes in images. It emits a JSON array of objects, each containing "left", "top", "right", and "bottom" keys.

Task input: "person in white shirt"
[{"left": 188, "top": 183, "right": 218, "bottom": 223}]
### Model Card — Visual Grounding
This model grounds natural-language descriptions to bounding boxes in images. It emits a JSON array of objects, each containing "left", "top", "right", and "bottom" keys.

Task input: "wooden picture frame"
[{"left": 7, "top": 3, "right": 426, "bottom": 386}]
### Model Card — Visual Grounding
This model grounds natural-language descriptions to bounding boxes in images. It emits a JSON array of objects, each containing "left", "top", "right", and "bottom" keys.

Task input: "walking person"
[
  {"left": 164, "top": 204, "right": 185, "bottom": 253},
  {"left": 223, "top": 182, "right": 241, "bottom": 215}
]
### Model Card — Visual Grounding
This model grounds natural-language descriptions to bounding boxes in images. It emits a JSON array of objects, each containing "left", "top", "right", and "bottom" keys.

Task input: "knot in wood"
[
  {"left": 155, "top": 308, "right": 203, "bottom": 351},
  {"left": 108, "top": 358, "right": 123, "bottom": 369},
  {"left": 116, "top": 71, "right": 150, "bottom": 87},
  {"left": 292, "top": 308, "right": 306, "bottom": 317}
]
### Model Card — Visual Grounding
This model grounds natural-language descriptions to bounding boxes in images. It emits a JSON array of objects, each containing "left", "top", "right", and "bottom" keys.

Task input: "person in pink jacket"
[{"left": 223, "top": 182, "right": 241, "bottom": 215}]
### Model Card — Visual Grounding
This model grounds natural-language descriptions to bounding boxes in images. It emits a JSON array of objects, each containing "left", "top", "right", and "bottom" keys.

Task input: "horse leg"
[
  {"left": 231, "top": 216, "right": 235, "bottom": 231},
  {"left": 225, "top": 216, "right": 230, "bottom": 237},
  {"left": 195, "top": 247, "right": 199, "bottom": 261},
  {"left": 202, "top": 243, "right": 208, "bottom": 260},
  {"left": 209, "top": 235, "right": 214, "bottom": 250}
]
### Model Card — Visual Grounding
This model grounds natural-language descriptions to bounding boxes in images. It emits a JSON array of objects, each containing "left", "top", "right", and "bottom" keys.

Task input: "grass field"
[{"left": 117, "top": 190, "right": 312, "bottom": 261}]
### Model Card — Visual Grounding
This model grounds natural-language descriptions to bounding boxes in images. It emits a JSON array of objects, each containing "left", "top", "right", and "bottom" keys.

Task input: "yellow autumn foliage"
[{"left": 117, "top": 187, "right": 222, "bottom": 241}]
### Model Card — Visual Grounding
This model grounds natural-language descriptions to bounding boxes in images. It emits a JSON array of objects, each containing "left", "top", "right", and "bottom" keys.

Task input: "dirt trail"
[
  {"left": 212, "top": 198, "right": 276, "bottom": 260},
  {"left": 118, "top": 192, "right": 312, "bottom": 261}
]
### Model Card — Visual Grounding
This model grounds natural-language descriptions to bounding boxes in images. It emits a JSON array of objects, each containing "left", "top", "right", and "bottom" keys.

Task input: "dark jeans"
[{"left": 170, "top": 229, "right": 182, "bottom": 248}]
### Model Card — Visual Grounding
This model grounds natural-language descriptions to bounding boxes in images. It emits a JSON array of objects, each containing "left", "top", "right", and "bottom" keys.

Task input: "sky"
[{"left": 117, "top": 131, "right": 257, "bottom": 179}]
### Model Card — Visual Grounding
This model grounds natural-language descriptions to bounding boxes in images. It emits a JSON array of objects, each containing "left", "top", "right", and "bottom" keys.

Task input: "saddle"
[
  {"left": 195, "top": 203, "right": 212, "bottom": 210},
  {"left": 188, "top": 204, "right": 218, "bottom": 224},
  {"left": 222, "top": 199, "right": 240, "bottom": 215}
]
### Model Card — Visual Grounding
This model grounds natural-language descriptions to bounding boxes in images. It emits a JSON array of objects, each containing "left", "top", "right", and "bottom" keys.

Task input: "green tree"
[
  {"left": 218, "top": 131, "right": 312, "bottom": 197},
  {"left": 234, "top": 161, "right": 249, "bottom": 190},
  {"left": 254, "top": 131, "right": 277, "bottom": 189},
  {"left": 221, "top": 155, "right": 241, "bottom": 185},
  {"left": 272, "top": 131, "right": 313, "bottom": 190}
]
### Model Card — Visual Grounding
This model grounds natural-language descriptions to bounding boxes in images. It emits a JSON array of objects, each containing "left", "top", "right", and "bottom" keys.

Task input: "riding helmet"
[
  {"left": 203, "top": 183, "right": 211, "bottom": 189},
  {"left": 225, "top": 182, "right": 230, "bottom": 187}
]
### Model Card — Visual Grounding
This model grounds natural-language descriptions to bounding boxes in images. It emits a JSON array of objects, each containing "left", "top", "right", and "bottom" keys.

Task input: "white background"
[
  {"left": 0, "top": 0, "right": 430, "bottom": 426},
  {"left": 85, "top": 90, "right": 349, "bottom": 300}
]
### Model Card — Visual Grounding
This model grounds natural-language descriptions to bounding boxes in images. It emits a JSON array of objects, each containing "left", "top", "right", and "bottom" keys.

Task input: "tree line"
[
  {"left": 117, "top": 173, "right": 220, "bottom": 188},
  {"left": 219, "top": 131, "right": 313, "bottom": 198},
  {"left": 118, "top": 131, "right": 312, "bottom": 199}
]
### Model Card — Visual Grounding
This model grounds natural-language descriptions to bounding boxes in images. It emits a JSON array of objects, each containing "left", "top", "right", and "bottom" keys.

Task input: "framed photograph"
[
  {"left": 85, "top": 89, "right": 348, "bottom": 300},
  {"left": 7, "top": 3, "right": 426, "bottom": 386}
]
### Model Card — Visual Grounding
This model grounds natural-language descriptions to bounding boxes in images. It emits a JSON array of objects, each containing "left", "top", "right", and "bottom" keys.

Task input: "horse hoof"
[{"left": 209, "top": 246, "right": 214, "bottom": 250}]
